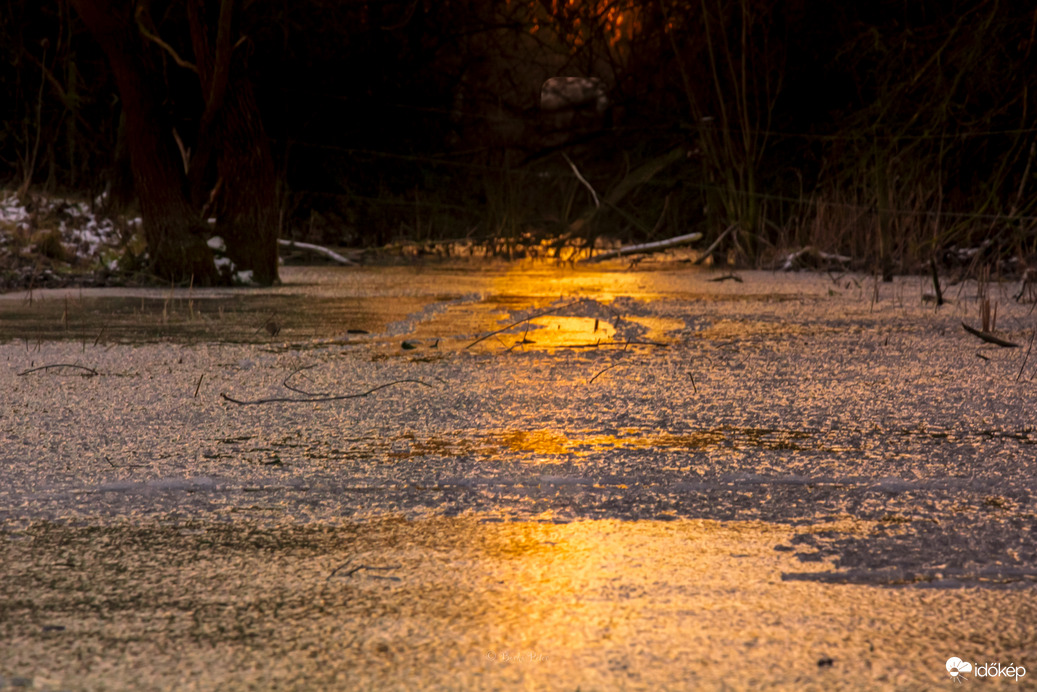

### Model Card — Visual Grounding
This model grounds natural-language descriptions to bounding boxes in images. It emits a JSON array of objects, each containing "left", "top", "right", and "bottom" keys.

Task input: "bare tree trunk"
[
  {"left": 188, "top": 0, "right": 279, "bottom": 285},
  {"left": 214, "top": 78, "right": 279, "bottom": 284},
  {"left": 68, "top": 0, "right": 218, "bottom": 284}
]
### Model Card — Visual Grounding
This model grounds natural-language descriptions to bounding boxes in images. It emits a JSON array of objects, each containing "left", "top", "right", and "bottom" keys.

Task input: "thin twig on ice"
[
  {"left": 221, "top": 378, "right": 432, "bottom": 405},
  {"left": 18, "top": 364, "right": 99, "bottom": 376}
]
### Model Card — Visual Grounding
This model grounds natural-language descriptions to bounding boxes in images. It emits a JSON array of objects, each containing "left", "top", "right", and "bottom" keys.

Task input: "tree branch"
[
  {"left": 582, "top": 232, "right": 703, "bottom": 263},
  {"left": 135, "top": 4, "right": 197, "bottom": 73}
]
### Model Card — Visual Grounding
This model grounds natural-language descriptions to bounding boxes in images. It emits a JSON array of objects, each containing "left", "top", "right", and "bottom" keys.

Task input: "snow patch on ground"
[
  {"left": 0, "top": 190, "right": 138, "bottom": 275},
  {"left": 1, "top": 191, "right": 260, "bottom": 288}
]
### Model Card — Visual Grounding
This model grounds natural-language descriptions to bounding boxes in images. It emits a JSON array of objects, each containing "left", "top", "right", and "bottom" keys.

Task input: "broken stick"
[{"left": 961, "top": 322, "right": 1020, "bottom": 348}]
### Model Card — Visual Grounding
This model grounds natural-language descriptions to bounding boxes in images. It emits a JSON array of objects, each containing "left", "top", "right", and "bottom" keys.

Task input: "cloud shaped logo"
[{"left": 946, "top": 657, "right": 973, "bottom": 682}]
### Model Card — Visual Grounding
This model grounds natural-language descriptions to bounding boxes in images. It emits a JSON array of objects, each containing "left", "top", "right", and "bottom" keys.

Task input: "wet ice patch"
[
  {"left": 520, "top": 315, "right": 616, "bottom": 348},
  {"left": 383, "top": 293, "right": 483, "bottom": 337}
]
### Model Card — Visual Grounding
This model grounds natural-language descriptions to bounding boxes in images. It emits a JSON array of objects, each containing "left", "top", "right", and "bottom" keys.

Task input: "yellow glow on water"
[
  {"left": 337, "top": 517, "right": 1021, "bottom": 687},
  {"left": 476, "top": 264, "right": 692, "bottom": 351},
  {"left": 513, "top": 315, "right": 616, "bottom": 349},
  {"left": 380, "top": 428, "right": 814, "bottom": 461},
  {"left": 466, "top": 518, "right": 842, "bottom": 682},
  {"left": 499, "top": 430, "right": 571, "bottom": 455},
  {"left": 13, "top": 517, "right": 1022, "bottom": 689},
  {"left": 490, "top": 264, "right": 662, "bottom": 303}
]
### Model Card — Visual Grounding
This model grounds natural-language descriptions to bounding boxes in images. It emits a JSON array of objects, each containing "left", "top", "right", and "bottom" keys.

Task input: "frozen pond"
[{"left": 1, "top": 262, "right": 1035, "bottom": 689}]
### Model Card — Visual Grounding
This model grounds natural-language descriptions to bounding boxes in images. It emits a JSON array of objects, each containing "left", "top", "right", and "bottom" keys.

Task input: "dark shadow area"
[{"left": 2, "top": 1, "right": 1037, "bottom": 273}]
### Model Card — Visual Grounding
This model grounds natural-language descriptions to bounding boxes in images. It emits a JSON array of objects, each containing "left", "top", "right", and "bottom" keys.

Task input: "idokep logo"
[
  {"left": 946, "top": 657, "right": 1027, "bottom": 683},
  {"left": 946, "top": 658, "right": 972, "bottom": 683}
]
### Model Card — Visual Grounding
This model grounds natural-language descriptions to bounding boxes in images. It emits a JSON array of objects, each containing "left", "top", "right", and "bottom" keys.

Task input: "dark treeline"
[{"left": 2, "top": 0, "right": 1036, "bottom": 280}]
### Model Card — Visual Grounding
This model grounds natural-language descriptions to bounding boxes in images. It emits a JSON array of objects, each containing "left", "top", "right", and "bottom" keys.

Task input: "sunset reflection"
[
  {"left": 490, "top": 263, "right": 664, "bottom": 303},
  {"left": 322, "top": 516, "right": 999, "bottom": 689},
  {"left": 475, "top": 263, "right": 684, "bottom": 351}
]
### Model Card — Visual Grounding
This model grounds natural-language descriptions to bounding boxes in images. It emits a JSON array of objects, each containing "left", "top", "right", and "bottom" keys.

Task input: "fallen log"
[
  {"left": 582, "top": 231, "right": 703, "bottom": 263},
  {"left": 278, "top": 239, "right": 355, "bottom": 265}
]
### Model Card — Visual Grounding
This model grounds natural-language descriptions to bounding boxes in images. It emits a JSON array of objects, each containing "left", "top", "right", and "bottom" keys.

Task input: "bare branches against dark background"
[{"left": 3, "top": 1, "right": 1037, "bottom": 271}]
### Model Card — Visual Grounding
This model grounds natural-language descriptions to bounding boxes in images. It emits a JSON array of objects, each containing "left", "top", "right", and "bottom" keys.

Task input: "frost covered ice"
[{"left": 2, "top": 264, "right": 1037, "bottom": 690}]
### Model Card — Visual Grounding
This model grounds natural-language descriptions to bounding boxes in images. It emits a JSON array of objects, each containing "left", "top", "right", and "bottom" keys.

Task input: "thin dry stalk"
[
  {"left": 930, "top": 260, "right": 944, "bottom": 306},
  {"left": 1016, "top": 330, "right": 1035, "bottom": 381},
  {"left": 589, "top": 362, "right": 620, "bottom": 384}
]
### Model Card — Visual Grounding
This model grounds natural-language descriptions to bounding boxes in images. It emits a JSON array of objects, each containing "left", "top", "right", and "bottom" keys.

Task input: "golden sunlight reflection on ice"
[
  {"left": 7, "top": 515, "right": 1025, "bottom": 690},
  {"left": 490, "top": 263, "right": 665, "bottom": 303},
  {"left": 515, "top": 315, "right": 616, "bottom": 349},
  {"left": 319, "top": 516, "right": 1000, "bottom": 690}
]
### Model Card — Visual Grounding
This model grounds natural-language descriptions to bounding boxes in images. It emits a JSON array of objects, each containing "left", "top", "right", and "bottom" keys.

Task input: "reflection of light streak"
[
  {"left": 469, "top": 517, "right": 809, "bottom": 681},
  {"left": 491, "top": 263, "right": 662, "bottom": 303},
  {"left": 384, "top": 427, "right": 816, "bottom": 462},
  {"left": 482, "top": 265, "right": 686, "bottom": 349}
]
